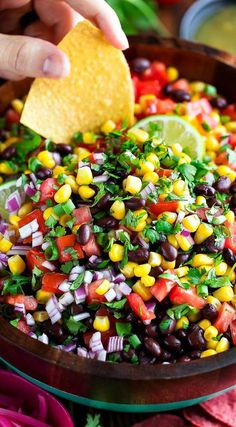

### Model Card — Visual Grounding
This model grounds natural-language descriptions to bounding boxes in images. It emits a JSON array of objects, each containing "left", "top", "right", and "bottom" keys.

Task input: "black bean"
[
  {"left": 0, "top": 146, "right": 16, "bottom": 160},
  {"left": 96, "top": 216, "right": 118, "bottom": 229},
  {"left": 159, "top": 350, "right": 172, "bottom": 362},
  {"left": 194, "top": 184, "right": 215, "bottom": 196},
  {"left": 35, "top": 167, "right": 53, "bottom": 179},
  {"left": 139, "top": 351, "right": 156, "bottom": 365},
  {"left": 163, "top": 335, "right": 182, "bottom": 352},
  {"left": 230, "top": 194, "right": 236, "bottom": 207},
  {"left": 130, "top": 58, "right": 151, "bottom": 74},
  {"left": 126, "top": 312, "right": 137, "bottom": 323},
  {"left": 214, "top": 176, "right": 231, "bottom": 193},
  {"left": 187, "top": 328, "right": 205, "bottom": 351},
  {"left": 207, "top": 197, "right": 221, "bottom": 208},
  {"left": 70, "top": 303, "right": 84, "bottom": 316},
  {"left": 128, "top": 248, "right": 149, "bottom": 263},
  {"left": 175, "top": 253, "right": 190, "bottom": 268},
  {"left": 231, "top": 183, "right": 236, "bottom": 193},
  {"left": 159, "top": 316, "right": 176, "bottom": 335},
  {"left": 54, "top": 143, "right": 72, "bottom": 155},
  {"left": 121, "top": 348, "right": 136, "bottom": 362},
  {"left": 189, "top": 350, "right": 201, "bottom": 360},
  {"left": 160, "top": 241, "right": 178, "bottom": 261},
  {"left": 125, "top": 197, "right": 146, "bottom": 210},
  {"left": 96, "top": 194, "right": 111, "bottom": 209},
  {"left": 210, "top": 96, "right": 228, "bottom": 110},
  {"left": 77, "top": 224, "right": 91, "bottom": 245},
  {"left": 163, "top": 83, "right": 173, "bottom": 96},
  {"left": 204, "top": 235, "right": 224, "bottom": 253},
  {"left": 172, "top": 89, "right": 191, "bottom": 103},
  {"left": 176, "top": 329, "right": 188, "bottom": 345},
  {"left": 177, "top": 355, "right": 191, "bottom": 363},
  {"left": 144, "top": 337, "right": 162, "bottom": 358},
  {"left": 150, "top": 266, "right": 164, "bottom": 279},
  {"left": 145, "top": 323, "right": 159, "bottom": 339},
  {"left": 43, "top": 321, "right": 67, "bottom": 345},
  {"left": 0, "top": 129, "right": 8, "bottom": 142},
  {"left": 202, "top": 304, "right": 218, "bottom": 321},
  {"left": 223, "top": 248, "right": 236, "bottom": 266}
]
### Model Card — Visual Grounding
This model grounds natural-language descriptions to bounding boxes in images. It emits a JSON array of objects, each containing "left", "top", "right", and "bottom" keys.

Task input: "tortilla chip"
[
  {"left": 183, "top": 406, "right": 225, "bottom": 427},
  {"left": 20, "top": 20, "right": 134, "bottom": 143},
  {"left": 132, "top": 414, "right": 187, "bottom": 427},
  {"left": 200, "top": 389, "right": 236, "bottom": 427}
]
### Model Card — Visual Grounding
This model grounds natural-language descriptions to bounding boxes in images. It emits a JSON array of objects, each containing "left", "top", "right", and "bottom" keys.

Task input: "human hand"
[{"left": 0, "top": 0, "right": 129, "bottom": 80}]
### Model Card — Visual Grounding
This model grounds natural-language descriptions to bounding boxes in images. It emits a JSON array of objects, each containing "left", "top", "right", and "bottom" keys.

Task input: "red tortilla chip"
[
  {"left": 132, "top": 414, "right": 186, "bottom": 427},
  {"left": 200, "top": 389, "right": 236, "bottom": 427},
  {"left": 184, "top": 406, "right": 226, "bottom": 427}
]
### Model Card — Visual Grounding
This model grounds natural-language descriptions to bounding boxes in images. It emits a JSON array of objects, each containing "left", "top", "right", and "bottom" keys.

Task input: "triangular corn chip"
[{"left": 21, "top": 20, "right": 134, "bottom": 143}]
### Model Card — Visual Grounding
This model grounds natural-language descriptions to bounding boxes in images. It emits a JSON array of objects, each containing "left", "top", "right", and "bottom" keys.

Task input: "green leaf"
[
  {"left": 2, "top": 275, "right": 31, "bottom": 295},
  {"left": 178, "top": 163, "right": 197, "bottom": 183},
  {"left": 47, "top": 226, "right": 66, "bottom": 238},
  {"left": 70, "top": 272, "right": 85, "bottom": 291},
  {"left": 65, "top": 317, "right": 87, "bottom": 335},
  {"left": 31, "top": 191, "right": 40, "bottom": 203},
  {"left": 45, "top": 215, "right": 58, "bottom": 228},
  {"left": 104, "top": 298, "right": 127, "bottom": 310},
  {"left": 32, "top": 266, "right": 43, "bottom": 290},
  {"left": 167, "top": 304, "right": 191, "bottom": 320},
  {"left": 85, "top": 414, "right": 102, "bottom": 427},
  {"left": 60, "top": 261, "right": 74, "bottom": 274},
  {"left": 116, "top": 322, "right": 132, "bottom": 336},
  {"left": 15, "top": 132, "right": 41, "bottom": 161}
]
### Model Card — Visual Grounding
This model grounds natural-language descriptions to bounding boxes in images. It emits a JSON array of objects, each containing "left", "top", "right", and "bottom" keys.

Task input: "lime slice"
[
  {"left": 132, "top": 115, "right": 205, "bottom": 160},
  {"left": 0, "top": 180, "right": 18, "bottom": 220}
]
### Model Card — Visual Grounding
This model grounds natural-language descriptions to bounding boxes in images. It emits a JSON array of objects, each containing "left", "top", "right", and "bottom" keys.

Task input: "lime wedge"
[
  {"left": 132, "top": 115, "right": 205, "bottom": 160},
  {"left": 0, "top": 180, "right": 18, "bottom": 220}
]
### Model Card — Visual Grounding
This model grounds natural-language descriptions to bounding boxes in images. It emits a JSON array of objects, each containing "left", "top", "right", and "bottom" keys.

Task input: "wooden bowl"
[{"left": 1, "top": 36, "right": 236, "bottom": 412}]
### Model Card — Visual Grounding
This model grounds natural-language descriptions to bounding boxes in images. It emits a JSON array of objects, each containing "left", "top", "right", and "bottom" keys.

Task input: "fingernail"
[
  {"left": 120, "top": 32, "right": 129, "bottom": 50},
  {"left": 42, "top": 55, "right": 70, "bottom": 78}
]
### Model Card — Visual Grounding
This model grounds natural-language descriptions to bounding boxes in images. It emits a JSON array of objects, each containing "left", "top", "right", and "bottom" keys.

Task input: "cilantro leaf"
[
  {"left": 116, "top": 322, "right": 132, "bottom": 336},
  {"left": 70, "top": 272, "right": 85, "bottom": 291},
  {"left": 85, "top": 414, "right": 102, "bottom": 427},
  {"left": 104, "top": 298, "right": 127, "bottom": 309},
  {"left": 178, "top": 163, "right": 197, "bottom": 183},
  {"left": 65, "top": 317, "right": 87, "bottom": 335}
]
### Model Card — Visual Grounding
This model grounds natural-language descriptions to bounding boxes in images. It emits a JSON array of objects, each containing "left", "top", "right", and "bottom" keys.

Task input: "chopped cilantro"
[
  {"left": 2, "top": 275, "right": 31, "bottom": 295},
  {"left": 167, "top": 304, "right": 191, "bottom": 320},
  {"left": 178, "top": 163, "right": 197, "bottom": 183},
  {"left": 65, "top": 317, "right": 87, "bottom": 335},
  {"left": 104, "top": 298, "right": 127, "bottom": 310},
  {"left": 45, "top": 215, "right": 58, "bottom": 228},
  {"left": 31, "top": 191, "right": 40, "bottom": 203},
  {"left": 60, "top": 261, "right": 74, "bottom": 274},
  {"left": 70, "top": 272, "right": 85, "bottom": 291},
  {"left": 32, "top": 266, "right": 43, "bottom": 290},
  {"left": 85, "top": 414, "right": 102, "bottom": 427}
]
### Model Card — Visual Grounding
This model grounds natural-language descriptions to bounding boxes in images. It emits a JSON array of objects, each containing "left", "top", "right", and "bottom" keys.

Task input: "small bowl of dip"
[{"left": 180, "top": 0, "right": 236, "bottom": 55}]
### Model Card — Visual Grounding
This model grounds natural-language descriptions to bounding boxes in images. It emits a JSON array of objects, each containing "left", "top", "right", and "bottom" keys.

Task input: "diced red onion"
[
  {"left": 74, "top": 285, "right": 86, "bottom": 303},
  {"left": 38, "top": 333, "right": 49, "bottom": 345},
  {"left": 58, "top": 341, "right": 77, "bottom": 352},
  {"left": 19, "top": 219, "right": 39, "bottom": 239},
  {"left": 73, "top": 312, "right": 90, "bottom": 321},
  {"left": 5, "top": 191, "right": 21, "bottom": 213},
  {"left": 59, "top": 292, "right": 74, "bottom": 307},
  {"left": 24, "top": 182, "right": 36, "bottom": 197},
  {"left": 7, "top": 245, "right": 30, "bottom": 256},
  {"left": 136, "top": 236, "right": 149, "bottom": 249},
  {"left": 140, "top": 182, "right": 156, "bottom": 199},
  {"left": 145, "top": 299, "right": 156, "bottom": 313},
  {"left": 89, "top": 255, "right": 98, "bottom": 263},
  {"left": 175, "top": 210, "right": 185, "bottom": 225},
  {"left": 69, "top": 265, "right": 85, "bottom": 281},
  {"left": 0, "top": 222, "right": 8, "bottom": 234},
  {"left": 143, "top": 319, "right": 151, "bottom": 325},
  {"left": 93, "top": 173, "right": 109, "bottom": 183},
  {"left": 114, "top": 284, "right": 123, "bottom": 300},
  {"left": 89, "top": 332, "right": 104, "bottom": 352},
  {"left": 104, "top": 288, "right": 116, "bottom": 302},
  {"left": 0, "top": 253, "right": 8, "bottom": 266},
  {"left": 16, "top": 176, "right": 22, "bottom": 187},
  {"left": 187, "top": 234, "right": 195, "bottom": 246},
  {"left": 26, "top": 313, "right": 35, "bottom": 326},
  {"left": 58, "top": 280, "right": 71, "bottom": 292},
  {"left": 107, "top": 336, "right": 124, "bottom": 353},
  {"left": 77, "top": 347, "right": 88, "bottom": 358},
  {"left": 41, "top": 260, "right": 56, "bottom": 271},
  {"left": 113, "top": 273, "right": 126, "bottom": 284},
  {"left": 96, "top": 350, "right": 107, "bottom": 362},
  {"left": 41, "top": 242, "right": 50, "bottom": 251},
  {"left": 32, "top": 231, "right": 43, "bottom": 248},
  {"left": 119, "top": 282, "right": 132, "bottom": 296},
  {"left": 93, "top": 152, "right": 105, "bottom": 164},
  {"left": 83, "top": 270, "right": 93, "bottom": 284},
  {"left": 50, "top": 311, "right": 62, "bottom": 325},
  {"left": 52, "top": 152, "right": 61, "bottom": 165},
  {"left": 29, "top": 173, "right": 37, "bottom": 185},
  {"left": 78, "top": 161, "right": 89, "bottom": 168},
  {"left": 14, "top": 303, "right": 25, "bottom": 315},
  {"left": 181, "top": 229, "right": 190, "bottom": 237},
  {"left": 100, "top": 269, "right": 112, "bottom": 280},
  {"left": 28, "top": 331, "right": 37, "bottom": 339},
  {"left": 93, "top": 271, "right": 104, "bottom": 281},
  {"left": 204, "top": 172, "right": 215, "bottom": 185}
]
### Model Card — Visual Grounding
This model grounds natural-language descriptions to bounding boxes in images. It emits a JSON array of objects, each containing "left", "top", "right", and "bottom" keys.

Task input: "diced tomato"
[
  {"left": 172, "top": 78, "right": 190, "bottom": 93},
  {"left": 150, "top": 278, "right": 177, "bottom": 302},
  {"left": 127, "top": 293, "right": 156, "bottom": 321},
  {"left": 19, "top": 209, "right": 47, "bottom": 234},
  {"left": 222, "top": 104, "right": 236, "bottom": 121},
  {"left": 229, "top": 134, "right": 236, "bottom": 149},
  {"left": 187, "top": 99, "right": 212, "bottom": 117},
  {"left": 41, "top": 273, "right": 68, "bottom": 294},
  {"left": 224, "top": 221, "right": 236, "bottom": 255},
  {"left": 17, "top": 320, "right": 30, "bottom": 334},
  {"left": 230, "top": 320, "right": 236, "bottom": 346},
  {"left": 156, "top": 98, "right": 175, "bottom": 114},
  {"left": 214, "top": 302, "right": 235, "bottom": 333},
  {"left": 133, "top": 78, "right": 162, "bottom": 100},
  {"left": 56, "top": 234, "right": 84, "bottom": 262},
  {"left": 73, "top": 207, "right": 92, "bottom": 226},
  {"left": 82, "top": 234, "right": 101, "bottom": 257},
  {"left": 86, "top": 280, "right": 106, "bottom": 304},
  {"left": 142, "top": 61, "right": 168, "bottom": 87},
  {"left": 5, "top": 295, "right": 38, "bottom": 311},
  {"left": 26, "top": 249, "right": 50, "bottom": 272},
  {"left": 149, "top": 200, "right": 179, "bottom": 216},
  {"left": 5, "top": 108, "right": 20, "bottom": 126},
  {"left": 158, "top": 169, "right": 173, "bottom": 177},
  {"left": 170, "top": 286, "right": 205, "bottom": 309},
  {"left": 215, "top": 151, "right": 229, "bottom": 166},
  {"left": 39, "top": 178, "right": 58, "bottom": 204}
]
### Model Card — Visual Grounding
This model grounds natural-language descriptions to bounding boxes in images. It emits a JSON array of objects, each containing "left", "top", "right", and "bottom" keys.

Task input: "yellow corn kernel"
[
  {"left": 37, "top": 151, "right": 55, "bottom": 169},
  {"left": 78, "top": 185, "right": 95, "bottom": 199},
  {"left": 207, "top": 151, "right": 217, "bottom": 161},
  {"left": 158, "top": 212, "right": 177, "bottom": 224},
  {"left": 18, "top": 202, "right": 33, "bottom": 218},
  {"left": 52, "top": 166, "right": 67, "bottom": 178},
  {"left": 43, "top": 207, "right": 58, "bottom": 221},
  {"left": 192, "top": 254, "right": 214, "bottom": 268},
  {"left": 134, "top": 263, "right": 151, "bottom": 278},
  {"left": 139, "top": 95, "right": 156, "bottom": 109},
  {"left": 146, "top": 153, "right": 159, "bottom": 167},
  {"left": 121, "top": 262, "right": 138, "bottom": 278},
  {"left": 141, "top": 275, "right": 155, "bottom": 287},
  {"left": 227, "top": 267, "right": 236, "bottom": 282},
  {"left": 167, "top": 66, "right": 179, "bottom": 82},
  {"left": 65, "top": 175, "right": 78, "bottom": 193},
  {"left": 175, "top": 234, "right": 193, "bottom": 251},
  {"left": 96, "top": 279, "right": 111, "bottom": 295},
  {"left": 132, "top": 220, "right": 146, "bottom": 232},
  {"left": 212, "top": 125, "right": 227, "bottom": 138},
  {"left": 196, "top": 196, "right": 207, "bottom": 206},
  {"left": 101, "top": 120, "right": 116, "bottom": 134},
  {"left": 8, "top": 255, "right": 26, "bottom": 274},
  {"left": 182, "top": 214, "right": 201, "bottom": 233},
  {"left": 161, "top": 258, "right": 176, "bottom": 270},
  {"left": 76, "top": 166, "right": 93, "bottom": 185},
  {"left": 0, "top": 163, "right": 15, "bottom": 174},
  {"left": 226, "top": 121, "right": 236, "bottom": 133},
  {"left": 170, "top": 143, "right": 183, "bottom": 156},
  {"left": 148, "top": 252, "right": 162, "bottom": 267},
  {"left": 93, "top": 316, "right": 110, "bottom": 332},
  {"left": 167, "top": 234, "right": 179, "bottom": 249},
  {"left": 178, "top": 158, "right": 187, "bottom": 166},
  {"left": 198, "top": 319, "right": 211, "bottom": 330},
  {"left": 194, "top": 223, "right": 213, "bottom": 244},
  {"left": 9, "top": 215, "right": 21, "bottom": 227},
  {"left": 128, "top": 128, "right": 149, "bottom": 144},
  {"left": 205, "top": 135, "right": 220, "bottom": 151},
  {"left": 217, "top": 165, "right": 236, "bottom": 183},
  {"left": 173, "top": 180, "right": 186, "bottom": 197},
  {"left": 175, "top": 316, "right": 189, "bottom": 330},
  {"left": 190, "top": 81, "right": 205, "bottom": 93},
  {"left": 142, "top": 171, "right": 159, "bottom": 184},
  {"left": 36, "top": 290, "right": 53, "bottom": 304},
  {"left": 54, "top": 184, "right": 72, "bottom": 204},
  {"left": 59, "top": 214, "right": 72, "bottom": 227},
  {"left": 225, "top": 210, "right": 235, "bottom": 224},
  {"left": 133, "top": 281, "right": 152, "bottom": 301},
  {"left": 181, "top": 153, "right": 191, "bottom": 163},
  {"left": 188, "top": 308, "right": 201, "bottom": 322},
  {"left": 216, "top": 337, "right": 230, "bottom": 353},
  {"left": 109, "top": 244, "right": 124, "bottom": 262},
  {"left": 72, "top": 225, "right": 80, "bottom": 234},
  {"left": 139, "top": 160, "right": 155, "bottom": 175},
  {"left": 83, "top": 132, "right": 96, "bottom": 144},
  {"left": 124, "top": 175, "right": 142, "bottom": 194},
  {"left": 174, "top": 266, "right": 189, "bottom": 277},
  {"left": 204, "top": 326, "right": 218, "bottom": 341},
  {"left": 213, "top": 286, "right": 234, "bottom": 302},
  {"left": 11, "top": 98, "right": 24, "bottom": 114},
  {"left": 134, "top": 103, "right": 142, "bottom": 115},
  {"left": 215, "top": 262, "right": 228, "bottom": 276},
  {"left": 110, "top": 200, "right": 126, "bottom": 220},
  {"left": 206, "top": 296, "right": 222, "bottom": 310},
  {"left": 74, "top": 147, "right": 90, "bottom": 162},
  {"left": 33, "top": 311, "right": 49, "bottom": 322},
  {"left": 0, "top": 238, "right": 12, "bottom": 253},
  {"left": 0, "top": 177, "right": 3, "bottom": 184},
  {"left": 201, "top": 349, "right": 217, "bottom": 358},
  {"left": 206, "top": 339, "right": 218, "bottom": 350}
]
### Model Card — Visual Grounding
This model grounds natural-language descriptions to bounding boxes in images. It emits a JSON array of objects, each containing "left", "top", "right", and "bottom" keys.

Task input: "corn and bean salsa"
[{"left": 0, "top": 57, "right": 236, "bottom": 364}]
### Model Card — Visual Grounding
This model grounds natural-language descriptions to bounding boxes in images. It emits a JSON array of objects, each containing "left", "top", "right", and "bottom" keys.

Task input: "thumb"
[{"left": 0, "top": 34, "right": 70, "bottom": 80}]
